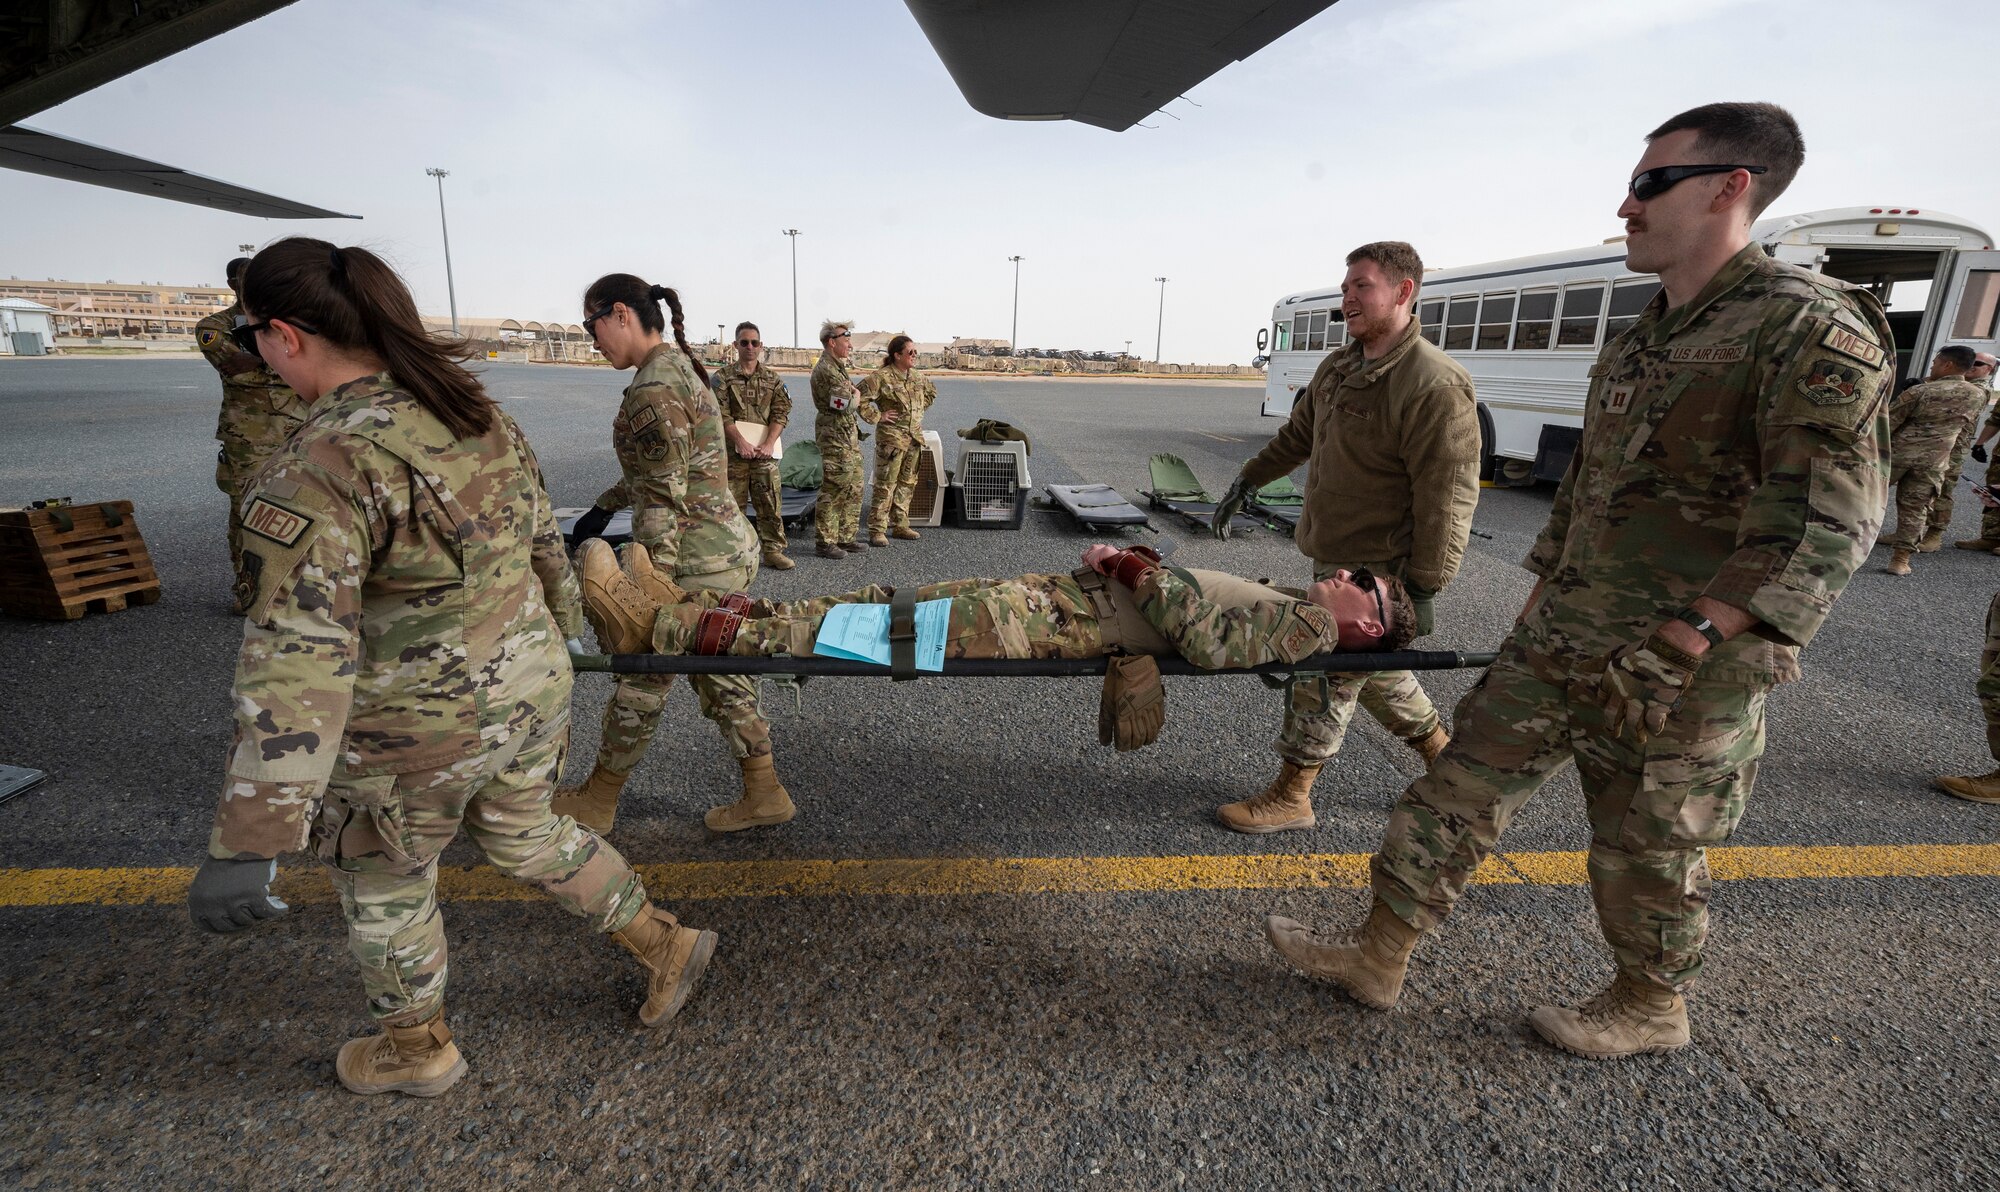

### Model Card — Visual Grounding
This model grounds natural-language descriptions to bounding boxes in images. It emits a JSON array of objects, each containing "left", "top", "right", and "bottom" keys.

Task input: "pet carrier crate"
[
  {"left": 908, "top": 430, "right": 947, "bottom": 528},
  {"left": 951, "top": 438, "right": 1031, "bottom": 529}
]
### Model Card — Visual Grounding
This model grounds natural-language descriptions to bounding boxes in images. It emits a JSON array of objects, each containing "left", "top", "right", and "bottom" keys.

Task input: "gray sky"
[{"left": 2, "top": 0, "right": 1993, "bottom": 364}]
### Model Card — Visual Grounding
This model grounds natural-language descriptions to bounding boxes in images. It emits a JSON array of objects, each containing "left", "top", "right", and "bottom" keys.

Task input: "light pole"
[
  {"left": 781, "top": 228, "right": 801, "bottom": 347},
  {"left": 426, "top": 168, "right": 459, "bottom": 335},
  {"left": 1124, "top": 339, "right": 1132, "bottom": 358},
  {"left": 1153, "top": 277, "right": 1168, "bottom": 363},
  {"left": 1008, "top": 255, "right": 1024, "bottom": 351}
]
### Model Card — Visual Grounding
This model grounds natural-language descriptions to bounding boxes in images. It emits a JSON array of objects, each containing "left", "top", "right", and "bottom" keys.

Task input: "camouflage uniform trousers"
[
  {"left": 719, "top": 575, "right": 1100, "bottom": 660},
  {"left": 1274, "top": 559, "right": 1441, "bottom": 766},
  {"left": 866, "top": 423, "right": 925, "bottom": 535},
  {"left": 599, "top": 561, "right": 770, "bottom": 773},
  {"left": 1922, "top": 420, "right": 1980, "bottom": 542},
  {"left": 1980, "top": 592, "right": 2000, "bottom": 762},
  {"left": 1882, "top": 460, "right": 1952, "bottom": 550},
  {"left": 815, "top": 422, "right": 864, "bottom": 544},
  {"left": 215, "top": 439, "right": 275, "bottom": 580},
  {"left": 1979, "top": 445, "right": 2000, "bottom": 542},
  {"left": 728, "top": 456, "right": 786, "bottom": 554},
  {"left": 312, "top": 711, "right": 650, "bottom": 1025},
  {"left": 1370, "top": 638, "right": 1765, "bottom": 992}
]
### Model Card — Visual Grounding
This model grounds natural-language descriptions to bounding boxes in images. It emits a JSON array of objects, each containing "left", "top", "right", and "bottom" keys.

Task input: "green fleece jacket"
[{"left": 1240, "top": 318, "right": 1480, "bottom": 592}]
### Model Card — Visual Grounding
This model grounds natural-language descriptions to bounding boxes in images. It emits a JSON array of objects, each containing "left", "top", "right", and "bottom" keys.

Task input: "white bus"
[{"left": 1257, "top": 208, "right": 2000, "bottom": 482}]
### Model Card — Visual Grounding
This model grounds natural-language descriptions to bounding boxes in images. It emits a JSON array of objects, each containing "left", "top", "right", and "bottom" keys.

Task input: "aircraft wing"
[
  {"left": 0, "top": 124, "right": 356, "bottom": 219},
  {"left": 903, "top": 0, "right": 1339, "bottom": 132}
]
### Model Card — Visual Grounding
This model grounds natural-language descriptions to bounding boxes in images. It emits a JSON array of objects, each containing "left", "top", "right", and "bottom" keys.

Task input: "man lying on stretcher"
[{"left": 577, "top": 538, "right": 1415, "bottom": 675}]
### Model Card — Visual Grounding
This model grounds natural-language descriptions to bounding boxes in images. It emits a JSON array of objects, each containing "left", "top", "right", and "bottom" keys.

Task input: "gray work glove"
[
  {"left": 188, "top": 857, "right": 289, "bottom": 934},
  {"left": 1211, "top": 472, "right": 1255, "bottom": 541},
  {"left": 1407, "top": 584, "right": 1436, "bottom": 638}
]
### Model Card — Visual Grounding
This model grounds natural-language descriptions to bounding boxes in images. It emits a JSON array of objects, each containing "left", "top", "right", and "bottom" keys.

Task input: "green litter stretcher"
[
  {"left": 1142, "top": 453, "right": 1265, "bottom": 535},
  {"left": 1248, "top": 475, "right": 1304, "bottom": 534}
]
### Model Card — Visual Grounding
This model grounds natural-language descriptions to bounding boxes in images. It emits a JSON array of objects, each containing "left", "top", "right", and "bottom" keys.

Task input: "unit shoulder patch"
[
  {"left": 1819, "top": 323, "right": 1885, "bottom": 368},
  {"left": 1276, "top": 602, "right": 1332, "bottom": 661},
  {"left": 198, "top": 328, "right": 221, "bottom": 349},
  {"left": 1795, "top": 357, "right": 1868, "bottom": 406},
  {"left": 241, "top": 495, "right": 315, "bottom": 546}
]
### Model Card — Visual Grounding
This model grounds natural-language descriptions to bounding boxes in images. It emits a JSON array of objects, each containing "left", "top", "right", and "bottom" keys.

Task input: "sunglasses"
[
  {"left": 1628, "top": 163, "right": 1767, "bottom": 202},
  {"left": 1347, "top": 567, "right": 1387, "bottom": 629},
  {"left": 230, "top": 316, "right": 318, "bottom": 358},
  {"left": 582, "top": 304, "right": 616, "bottom": 336},
  {"left": 830, "top": 332, "right": 852, "bottom": 340},
  {"left": 737, "top": 338, "right": 761, "bottom": 347}
]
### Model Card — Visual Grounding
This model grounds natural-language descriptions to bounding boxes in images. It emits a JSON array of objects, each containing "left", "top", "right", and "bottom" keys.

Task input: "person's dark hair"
[
  {"left": 734, "top": 321, "right": 759, "bottom": 338},
  {"left": 1377, "top": 577, "right": 1418, "bottom": 652},
  {"left": 1346, "top": 241, "right": 1424, "bottom": 304},
  {"left": 1938, "top": 344, "right": 1977, "bottom": 372},
  {"left": 882, "top": 334, "right": 914, "bottom": 368},
  {"left": 1646, "top": 102, "right": 1804, "bottom": 218},
  {"left": 225, "top": 256, "right": 251, "bottom": 286},
  {"left": 242, "top": 238, "right": 493, "bottom": 439},
  {"left": 583, "top": 273, "right": 709, "bottom": 386}
]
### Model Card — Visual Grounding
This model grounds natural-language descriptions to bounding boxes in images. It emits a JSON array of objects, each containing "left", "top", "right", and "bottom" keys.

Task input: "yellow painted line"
[{"left": 1, "top": 843, "right": 1997, "bottom": 909}]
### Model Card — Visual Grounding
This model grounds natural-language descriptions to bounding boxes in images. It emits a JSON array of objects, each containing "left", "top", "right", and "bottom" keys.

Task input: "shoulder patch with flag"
[{"left": 198, "top": 328, "right": 221, "bottom": 348}]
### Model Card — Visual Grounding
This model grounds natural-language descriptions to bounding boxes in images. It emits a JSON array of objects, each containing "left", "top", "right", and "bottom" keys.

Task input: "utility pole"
[
  {"left": 1153, "top": 277, "right": 1169, "bottom": 363},
  {"left": 782, "top": 228, "right": 801, "bottom": 347},
  {"left": 1008, "top": 255, "right": 1024, "bottom": 351},
  {"left": 426, "top": 168, "right": 459, "bottom": 334}
]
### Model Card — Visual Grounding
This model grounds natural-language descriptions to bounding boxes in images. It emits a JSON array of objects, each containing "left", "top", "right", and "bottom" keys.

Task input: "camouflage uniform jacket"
[
  {"left": 810, "top": 351, "right": 861, "bottom": 436},
  {"left": 1118, "top": 567, "right": 1337, "bottom": 667},
  {"left": 858, "top": 365, "right": 937, "bottom": 441},
  {"left": 712, "top": 361, "right": 793, "bottom": 431},
  {"left": 210, "top": 373, "right": 581, "bottom": 859},
  {"left": 198, "top": 300, "right": 309, "bottom": 451},
  {"left": 1522, "top": 243, "right": 1893, "bottom": 685},
  {"left": 1887, "top": 375, "right": 1986, "bottom": 471},
  {"left": 1238, "top": 319, "right": 1481, "bottom": 591},
  {"left": 593, "top": 343, "right": 758, "bottom": 576}
]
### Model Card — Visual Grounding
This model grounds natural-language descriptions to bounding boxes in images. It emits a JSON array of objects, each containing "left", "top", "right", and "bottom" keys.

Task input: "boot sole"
[
  {"left": 337, "top": 1055, "right": 468, "bottom": 1098},
  {"left": 642, "top": 930, "right": 717, "bottom": 1028},
  {"left": 1528, "top": 1025, "right": 1690, "bottom": 1061},
  {"left": 705, "top": 807, "right": 797, "bottom": 832},
  {"left": 1934, "top": 781, "right": 2000, "bottom": 804},
  {"left": 1218, "top": 814, "right": 1316, "bottom": 835}
]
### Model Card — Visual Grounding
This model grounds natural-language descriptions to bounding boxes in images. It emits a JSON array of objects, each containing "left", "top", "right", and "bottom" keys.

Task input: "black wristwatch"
[{"left": 1670, "top": 606, "right": 1724, "bottom": 649}]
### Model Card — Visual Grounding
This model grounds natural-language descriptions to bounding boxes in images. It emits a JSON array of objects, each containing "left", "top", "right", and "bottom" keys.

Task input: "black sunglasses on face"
[
  {"left": 1628, "top": 163, "right": 1767, "bottom": 202},
  {"left": 1347, "top": 567, "right": 1387, "bottom": 628},
  {"left": 737, "top": 338, "right": 760, "bottom": 347},
  {"left": 231, "top": 316, "right": 318, "bottom": 358},
  {"left": 582, "top": 304, "right": 616, "bottom": 336}
]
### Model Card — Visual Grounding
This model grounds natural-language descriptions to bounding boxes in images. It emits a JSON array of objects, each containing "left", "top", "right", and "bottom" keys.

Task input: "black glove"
[
  {"left": 188, "top": 857, "right": 288, "bottom": 934},
  {"left": 570, "top": 505, "right": 614, "bottom": 543},
  {"left": 1974, "top": 444, "right": 1989, "bottom": 464},
  {"left": 1212, "top": 472, "right": 1255, "bottom": 541},
  {"left": 1407, "top": 584, "right": 1436, "bottom": 638}
]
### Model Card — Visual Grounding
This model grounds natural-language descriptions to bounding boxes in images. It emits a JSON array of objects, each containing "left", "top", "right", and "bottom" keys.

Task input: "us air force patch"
[
  {"left": 1820, "top": 324, "right": 1885, "bottom": 368},
  {"left": 241, "top": 496, "right": 314, "bottom": 546},
  {"left": 1796, "top": 358, "right": 1864, "bottom": 406}
]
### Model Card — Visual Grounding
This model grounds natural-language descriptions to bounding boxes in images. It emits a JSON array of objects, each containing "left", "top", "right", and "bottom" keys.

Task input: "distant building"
[
  {"left": 0, "top": 279, "right": 232, "bottom": 338},
  {"left": 850, "top": 330, "right": 949, "bottom": 359},
  {"left": 0, "top": 298, "right": 57, "bottom": 355}
]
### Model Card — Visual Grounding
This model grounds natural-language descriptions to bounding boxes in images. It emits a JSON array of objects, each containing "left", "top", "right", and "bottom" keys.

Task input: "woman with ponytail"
[
  {"left": 184, "top": 239, "right": 717, "bottom": 1099},
  {"left": 559, "top": 274, "right": 798, "bottom": 835},
  {"left": 857, "top": 333, "right": 938, "bottom": 546}
]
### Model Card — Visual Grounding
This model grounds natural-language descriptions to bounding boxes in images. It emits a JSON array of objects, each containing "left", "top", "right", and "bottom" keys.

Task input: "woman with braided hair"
[{"left": 558, "top": 274, "right": 798, "bottom": 835}]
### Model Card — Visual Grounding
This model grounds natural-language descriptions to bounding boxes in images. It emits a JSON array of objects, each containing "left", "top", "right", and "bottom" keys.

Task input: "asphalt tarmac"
[{"left": 2, "top": 357, "right": 1996, "bottom": 1188}]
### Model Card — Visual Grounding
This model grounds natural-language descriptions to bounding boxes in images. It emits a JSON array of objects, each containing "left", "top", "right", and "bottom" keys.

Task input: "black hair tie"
[{"left": 328, "top": 246, "right": 346, "bottom": 275}]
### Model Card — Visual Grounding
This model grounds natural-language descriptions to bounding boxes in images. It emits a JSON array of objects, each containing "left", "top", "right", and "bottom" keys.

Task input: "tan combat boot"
[
  {"left": 1935, "top": 770, "right": 2000, "bottom": 804},
  {"left": 336, "top": 1010, "right": 467, "bottom": 1097},
  {"left": 868, "top": 531, "right": 890, "bottom": 547},
  {"left": 1405, "top": 725, "right": 1450, "bottom": 766},
  {"left": 1884, "top": 549, "right": 1912, "bottom": 576},
  {"left": 1528, "top": 973, "right": 1690, "bottom": 1059},
  {"left": 1265, "top": 900, "right": 1422, "bottom": 1010},
  {"left": 578, "top": 539, "right": 662, "bottom": 654},
  {"left": 552, "top": 765, "right": 629, "bottom": 835},
  {"left": 1954, "top": 537, "right": 2000, "bottom": 551},
  {"left": 612, "top": 904, "right": 717, "bottom": 1027},
  {"left": 816, "top": 541, "right": 847, "bottom": 559},
  {"left": 705, "top": 753, "right": 797, "bottom": 831},
  {"left": 1917, "top": 529, "right": 1945, "bottom": 553},
  {"left": 762, "top": 548, "right": 796, "bottom": 571},
  {"left": 891, "top": 526, "right": 921, "bottom": 540},
  {"left": 620, "top": 542, "right": 686, "bottom": 605},
  {"left": 1217, "top": 760, "right": 1319, "bottom": 834}
]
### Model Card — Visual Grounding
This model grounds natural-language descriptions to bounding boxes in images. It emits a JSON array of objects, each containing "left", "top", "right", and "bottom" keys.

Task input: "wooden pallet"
[{"left": 0, "top": 501, "right": 162, "bottom": 620}]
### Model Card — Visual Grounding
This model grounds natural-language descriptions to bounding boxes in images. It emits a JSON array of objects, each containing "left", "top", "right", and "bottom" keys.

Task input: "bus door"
[{"left": 1934, "top": 250, "right": 2000, "bottom": 362}]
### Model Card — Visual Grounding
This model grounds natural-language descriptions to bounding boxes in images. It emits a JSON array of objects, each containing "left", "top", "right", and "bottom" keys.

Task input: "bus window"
[
  {"left": 1308, "top": 310, "right": 1329, "bottom": 351},
  {"left": 1558, "top": 284, "right": 1605, "bottom": 347},
  {"left": 1292, "top": 312, "right": 1310, "bottom": 350},
  {"left": 1477, "top": 292, "right": 1515, "bottom": 350},
  {"left": 1605, "top": 279, "right": 1661, "bottom": 339},
  {"left": 1444, "top": 295, "right": 1477, "bottom": 351},
  {"left": 1273, "top": 321, "right": 1290, "bottom": 351},
  {"left": 1329, "top": 310, "right": 1348, "bottom": 348},
  {"left": 1514, "top": 289, "right": 1556, "bottom": 349},
  {"left": 1952, "top": 272, "right": 2000, "bottom": 338},
  {"left": 1419, "top": 299, "right": 1444, "bottom": 345}
]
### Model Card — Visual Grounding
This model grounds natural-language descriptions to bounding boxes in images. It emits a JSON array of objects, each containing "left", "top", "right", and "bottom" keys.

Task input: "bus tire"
[{"left": 1477, "top": 404, "right": 1498, "bottom": 483}]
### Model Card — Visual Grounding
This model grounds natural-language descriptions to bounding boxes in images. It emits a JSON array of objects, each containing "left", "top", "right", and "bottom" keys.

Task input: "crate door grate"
[{"left": 962, "top": 451, "right": 1021, "bottom": 521}]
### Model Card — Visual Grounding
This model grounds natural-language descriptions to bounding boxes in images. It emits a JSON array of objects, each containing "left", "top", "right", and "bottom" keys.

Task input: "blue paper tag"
[{"left": 811, "top": 599, "right": 951, "bottom": 671}]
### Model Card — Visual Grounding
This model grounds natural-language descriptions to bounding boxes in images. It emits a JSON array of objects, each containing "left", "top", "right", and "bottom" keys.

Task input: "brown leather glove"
[
  {"left": 1098, "top": 654, "right": 1166, "bottom": 752},
  {"left": 1599, "top": 633, "right": 1702, "bottom": 744}
]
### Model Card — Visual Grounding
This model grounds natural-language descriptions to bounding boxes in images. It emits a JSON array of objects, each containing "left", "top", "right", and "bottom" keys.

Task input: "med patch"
[
  {"left": 629, "top": 403, "right": 661, "bottom": 434},
  {"left": 1820, "top": 324, "right": 1885, "bottom": 368},
  {"left": 241, "top": 495, "right": 315, "bottom": 546}
]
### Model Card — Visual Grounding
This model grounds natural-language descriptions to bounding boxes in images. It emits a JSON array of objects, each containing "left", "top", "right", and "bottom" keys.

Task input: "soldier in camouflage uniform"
[
  {"left": 810, "top": 320, "right": 866, "bottom": 557},
  {"left": 557, "top": 275, "right": 796, "bottom": 836},
  {"left": 859, "top": 335, "right": 938, "bottom": 546},
  {"left": 713, "top": 321, "right": 794, "bottom": 570},
  {"left": 1934, "top": 574, "right": 2000, "bottom": 804},
  {"left": 1880, "top": 345, "right": 1985, "bottom": 575},
  {"left": 1264, "top": 104, "right": 1893, "bottom": 1060},
  {"left": 196, "top": 256, "right": 309, "bottom": 611},
  {"left": 1951, "top": 353, "right": 2000, "bottom": 553},
  {"left": 1916, "top": 353, "right": 1993, "bottom": 551},
  {"left": 186, "top": 240, "right": 716, "bottom": 1099}
]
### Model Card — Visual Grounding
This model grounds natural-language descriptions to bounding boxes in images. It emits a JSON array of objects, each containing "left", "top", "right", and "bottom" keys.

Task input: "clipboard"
[{"left": 733, "top": 420, "right": 782, "bottom": 460}]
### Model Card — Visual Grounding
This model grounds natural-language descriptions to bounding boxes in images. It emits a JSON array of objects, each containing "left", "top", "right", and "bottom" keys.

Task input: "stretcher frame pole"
[{"left": 569, "top": 650, "right": 1501, "bottom": 677}]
